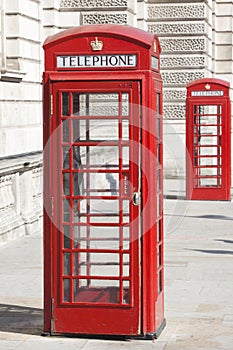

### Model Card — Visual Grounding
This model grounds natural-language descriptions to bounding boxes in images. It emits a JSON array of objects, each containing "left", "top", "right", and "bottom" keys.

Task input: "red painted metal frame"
[
  {"left": 186, "top": 78, "right": 231, "bottom": 200},
  {"left": 43, "top": 24, "right": 165, "bottom": 338},
  {"left": 52, "top": 80, "right": 140, "bottom": 335}
]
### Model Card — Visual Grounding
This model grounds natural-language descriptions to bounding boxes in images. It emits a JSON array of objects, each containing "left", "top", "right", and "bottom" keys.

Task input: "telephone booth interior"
[
  {"left": 43, "top": 24, "right": 165, "bottom": 338},
  {"left": 186, "top": 78, "right": 231, "bottom": 200}
]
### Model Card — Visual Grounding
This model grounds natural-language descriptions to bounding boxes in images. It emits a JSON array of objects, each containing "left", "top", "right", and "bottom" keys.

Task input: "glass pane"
[
  {"left": 73, "top": 173, "right": 84, "bottom": 196},
  {"left": 198, "top": 167, "right": 220, "bottom": 176},
  {"left": 62, "top": 92, "right": 70, "bottom": 116},
  {"left": 73, "top": 279, "right": 120, "bottom": 303},
  {"left": 156, "top": 117, "right": 161, "bottom": 140},
  {"left": 73, "top": 119, "right": 81, "bottom": 142},
  {"left": 122, "top": 93, "right": 129, "bottom": 116},
  {"left": 74, "top": 226, "right": 87, "bottom": 248},
  {"left": 123, "top": 254, "right": 130, "bottom": 277},
  {"left": 199, "top": 136, "right": 218, "bottom": 146},
  {"left": 91, "top": 253, "right": 119, "bottom": 277},
  {"left": 199, "top": 178, "right": 218, "bottom": 186},
  {"left": 63, "top": 173, "right": 70, "bottom": 196},
  {"left": 92, "top": 120, "right": 119, "bottom": 140},
  {"left": 199, "top": 147, "right": 218, "bottom": 156},
  {"left": 63, "top": 199, "right": 70, "bottom": 222},
  {"left": 89, "top": 93, "right": 119, "bottom": 116},
  {"left": 89, "top": 172, "right": 118, "bottom": 196},
  {"left": 157, "top": 220, "right": 162, "bottom": 243},
  {"left": 123, "top": 227, "right": 130, "bottom": 250},
  {"left": 123, "top": 200, "right": 129, "bottom": 214},
  {"left": 76, "top": 93, "right": 119, "bottom": 116},
  {"left": 64, "top": 253, "right": 70, "bottom": 275},
  {"left": 157, "top": 169, "right": 162, "bottom": 192},
  {"left": 122, "top": 119, "right": 129, "bottom": 140},
  {"left": 64, "top": 225, "right": 71, "bottom": 248},
  {"left": 199, "top": 125, "right": 220, "bottom": 135},
  {"left": 62, "top": 120, "right": 69, "bottom": 142},
  {"left": 158, "top": 270, "right": 162, "bottom": 294},
  {"left": 73, "top": 93, "right": 80, "bottom": 115},
  {"left": 63, "top": 146, "right": 70, "bottom": 169},
  {"left": 79, "top": 146, "right": 119, "bottom": 168},
  {"left": 63, "top": 279, "right": 70, "bottom": 302},
  {"left": 90, "top": 216, "right": 119, "bottom": 224},
  {"left": 89, "top": 199, "right": 119, "bottom": 214},
  {"left": 123, "top": 280, "right": 130, "bottom": 304},
  {"left": 199, "top": 157, "right": 220, "bottom": 166},
  {"left": 157, "top": 144, "right": 161, "bottom": 164},
  {"left": 73, "top": 252, "right": 87, "bottom": 276},
  {"left": 157, "top": 245, "right": 162, "bottom": 268},
  {"left": 194, "top": 105, "right": 221, "bottom": 115},
  {"left": 122, "top": 147, "right": 129, "bottom": 167}
]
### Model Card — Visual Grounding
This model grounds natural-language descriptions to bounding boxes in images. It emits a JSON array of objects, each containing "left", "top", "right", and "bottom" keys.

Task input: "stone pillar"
[
  {"left": 213, "top": 0, "right": 233, "bottom": 189},
  {"left": 147, "top": 1, "right": 213, "bottom": 178}
]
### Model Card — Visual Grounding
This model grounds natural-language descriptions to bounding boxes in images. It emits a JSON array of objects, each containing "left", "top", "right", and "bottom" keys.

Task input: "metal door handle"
[{"left": 133, "top": 192, "right": 140, "bottom": 206}]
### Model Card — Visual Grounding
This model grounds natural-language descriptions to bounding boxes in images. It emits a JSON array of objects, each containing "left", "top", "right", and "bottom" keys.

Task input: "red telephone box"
[
  {"left": 186, "top": 78, "right": 231, "bottom": 200},
  {"left": 43, "top": 24, "right": 165, "bottom": 338}
]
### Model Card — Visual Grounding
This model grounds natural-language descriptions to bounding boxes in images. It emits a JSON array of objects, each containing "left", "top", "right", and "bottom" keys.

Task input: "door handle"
[{"left": 133, "top": 192, "right": 140, "bottom": 206}]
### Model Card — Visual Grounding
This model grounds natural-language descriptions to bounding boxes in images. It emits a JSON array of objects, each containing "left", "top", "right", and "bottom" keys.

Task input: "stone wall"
[
  {"left": 0, "top": 153, "right": 42, "bottom": 246},
  {"left": 0, "top": 1, "right": 43, "bottom": 245}
]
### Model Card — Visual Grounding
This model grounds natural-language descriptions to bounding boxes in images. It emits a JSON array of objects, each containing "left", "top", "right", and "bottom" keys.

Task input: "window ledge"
[{"left": 0, "top": 69, "right": 26, "bottom": 83}]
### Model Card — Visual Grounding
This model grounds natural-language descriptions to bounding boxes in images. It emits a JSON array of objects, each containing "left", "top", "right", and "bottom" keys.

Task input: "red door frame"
[
  {"left": 47, "top": 79, "right": 141, "bottom": 335},
  {"left": 186, "top": 78, "right": 231, "bottom": 201}
]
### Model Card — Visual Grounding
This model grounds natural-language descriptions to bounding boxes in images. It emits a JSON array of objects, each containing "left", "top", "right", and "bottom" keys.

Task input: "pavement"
[{"left": 0, "top": 179, "right": 233, "bottom": 349}]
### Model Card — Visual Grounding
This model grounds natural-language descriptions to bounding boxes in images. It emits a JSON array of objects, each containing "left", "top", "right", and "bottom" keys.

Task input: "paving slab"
[{"left": 1, "top": 185, "right": 233, "bottom": 349}]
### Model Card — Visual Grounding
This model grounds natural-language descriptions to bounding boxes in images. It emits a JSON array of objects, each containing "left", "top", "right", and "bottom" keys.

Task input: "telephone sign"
[
  {"left": 43, "top": 24, "right": 165, "bottom": 338},
  {"left": 57, "top": 54, "right": 137, "bottom": 68},
  {"left": 186, "top": 78, "right": 231, "bottom": 200}
]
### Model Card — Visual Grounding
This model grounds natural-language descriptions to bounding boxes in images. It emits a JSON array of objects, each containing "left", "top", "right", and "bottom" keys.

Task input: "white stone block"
[
  {"left": 215, "top": 61, "right": 233, "bottom": 74},
  {"left": 7, "top": 39, "right": 40, "bottom": 61},
  {"left": 0, "top": 81, "right": 41, "bottom": 101},
  {"left": 215, "top": 46, "right": 232, "bottom": 60},
  {"left": 0, "top": 102, "right": 42, "bottom": 127},
  {"left": 59, "top": 11, "right": 80, "bottom": 27},
  {"left": 6, "top": 0, "right": 39, "bottom": 15},
  {"left": 216, "top": 16, "right": 232, "bottom": 31},
  {"left": 215, "top": 32, "right": 232, "bottom": 45},
  {"left": 5, "top": 15, "right": 19, "bottom": 35},
  {"left": 3, "top": 125, "right": 42, "bottom": 156},
  {"left": 43, "top": 0, "right": 61, "bottom": 9},
  {"left": 42, "top": 27, "right": 61, "bottom": 43},
  {"left": 43, "top": 8, "right": 59, "bottom": 26},
  {"left": 19, "top": 60, "right": 42, "bottom": 83},
  {"left": 137, "top": 1, "right": 147, "bottom": 20},
  {"left": 6, "top": 16, "right": 40, "bottom": 42},
  {"left": 216, "top": 3, "right": 232, "bottom": 16}
]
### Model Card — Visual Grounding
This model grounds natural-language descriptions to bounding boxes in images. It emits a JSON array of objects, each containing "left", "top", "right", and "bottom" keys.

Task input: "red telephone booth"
[
  {"left": 186, "top": 78, "right": 231, "bottom": 200},
  {"left": 43, "top": 24, "right": 165, "bottom": 338}
]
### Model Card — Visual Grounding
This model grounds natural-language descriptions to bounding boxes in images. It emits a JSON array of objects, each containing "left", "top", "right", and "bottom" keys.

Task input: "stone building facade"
[{"left": 0, "top": 0, "right": 232, "bottom": 244}]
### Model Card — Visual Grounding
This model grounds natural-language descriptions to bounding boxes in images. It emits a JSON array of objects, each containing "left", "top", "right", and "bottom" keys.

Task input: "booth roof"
[{"left": 43, "top": 24, "right": 159, "bottom": 51}]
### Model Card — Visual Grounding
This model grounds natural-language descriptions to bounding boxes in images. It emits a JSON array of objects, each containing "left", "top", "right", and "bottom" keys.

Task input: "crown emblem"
[
  {"left": 205, "top": 84, "right": 211, "bottom": 90},
  {"left": 90, "top": 37, "right": 103, "bottom": 51}
]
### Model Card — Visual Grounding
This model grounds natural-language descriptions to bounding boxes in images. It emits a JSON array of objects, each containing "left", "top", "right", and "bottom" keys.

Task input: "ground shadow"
[
  {"left": 187, "top": 248, "right": 233, "bottom": 256},
  {"left": 215, "top": 239, "right": 233, "bottom": 244},
  {"left": 193, "top": 214, "right": 233, "bottom": 221},
  {"left": 0, "top": 304, "right": 43, "bottom": 335}
]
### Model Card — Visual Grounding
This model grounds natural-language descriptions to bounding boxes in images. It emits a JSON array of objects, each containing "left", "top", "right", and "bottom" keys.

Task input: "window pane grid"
[{"left": 60, "top": 90, "right": 132, "bottom": 305}]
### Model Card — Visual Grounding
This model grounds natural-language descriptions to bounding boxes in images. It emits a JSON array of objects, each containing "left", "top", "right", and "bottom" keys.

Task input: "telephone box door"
[{"left": 49, "top": 80, "right": 141, "bottom": 335}]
